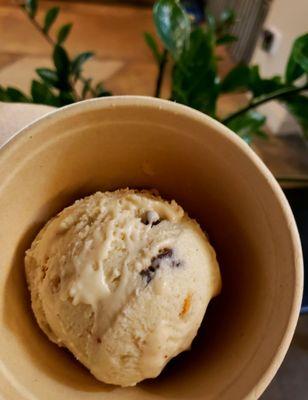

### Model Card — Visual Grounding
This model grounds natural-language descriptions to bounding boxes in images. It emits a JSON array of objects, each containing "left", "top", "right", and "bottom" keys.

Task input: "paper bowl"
[{"left": 0, "top": 97, "right": 303, "bottom": 399}]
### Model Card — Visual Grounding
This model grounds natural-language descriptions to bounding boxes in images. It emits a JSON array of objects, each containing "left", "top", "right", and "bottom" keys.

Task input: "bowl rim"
[{"left": 0, "top": 96, "right": 303, "bottom": 399}]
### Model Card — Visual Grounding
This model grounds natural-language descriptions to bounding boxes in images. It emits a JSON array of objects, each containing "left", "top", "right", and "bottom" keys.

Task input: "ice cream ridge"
[{"left": 25, "top": 189, "right": 221, "bottom": 386}]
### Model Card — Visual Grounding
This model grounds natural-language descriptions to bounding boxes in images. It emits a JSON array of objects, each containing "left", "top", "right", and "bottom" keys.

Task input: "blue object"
[
  {"left": 182, "top": 0, "right": 205, "bottom": 25},
  {"left": 283, "top": 188, "right": 308, "bottom": 313}
]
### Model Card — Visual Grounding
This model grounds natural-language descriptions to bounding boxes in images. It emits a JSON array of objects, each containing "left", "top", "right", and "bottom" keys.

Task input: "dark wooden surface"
[{"left": 0, "top": 1, "right": 237, "bottom": 104}]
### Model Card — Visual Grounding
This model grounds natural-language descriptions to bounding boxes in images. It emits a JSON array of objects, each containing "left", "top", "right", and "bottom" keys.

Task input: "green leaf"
[
  {"left": 249, "top": 65, "right": 282, "bottom": 97},
  {"left": 153, "top": 0, "right": 190, "bottom": 58},
  {"left": 221, "top": 64, "right": 250, "bottom": 92},
  {"left": 31, "top": 80, "right": 59, "bottom": 106},
  {"left": 285, "top": 33, "right": 308, "bottom": 83},
  {"left": 6, "top": 87, "right": 30, "bottom": 102},
  {"left": 4, "top": 87, "right": 30, "bottom": 103},
  {"left": 81, "top": 78, "right": 92, "bottom": 99},
  {"left": 144, "top": 32, "right": 162, "bottom": 64},
  {"left": 219, "top": 9, "right": 236, "bottom": 28},
  {"left": 206, "top": 13, "right": 216, "bottom": 33},
  {"left": 95, "top": 82, "right": 112, "bottom": 97},
  {"left": 214, "top": 9, "right": 236, "bottom": 44},
  {"left": 0, "top": 85, "right": 8, "bottom": 101},
  {"left": 171, "top": 27, "right": 218, "bottom": 116},
  {"left": 58, "top": 90, "right": 75, "bottom": 106},
  {"left": 282, "top": 94, "right": 308, "bottom": 137},
  {"left": 293, "top": 33, "right": 308, "bottom": 73},
  {"left": 36, "top": 68, "right": 59, "bottom": 87},
  {"left": 286, "top": 57, "right": 304, "bottom": 84},
  {"left": 71, "top": 52, "right": 94, "bottom": 76},
  {"left": 57, "top": 23, "right": 73, "bottom": 45},
  {"left": 216, "top": 33, "right": 237, "bottom": 45},
  {"left": 25, "top": 0, "right": 38, "bottom": 18},
  {"left": 53, "top": 45, "right": 70, "bottom": 82},
  {"left": 226, "top": 110, "right": 267, "bottom": 144},
  {"left": 43, "top": 7, "right": 60, "bottom": 34}
]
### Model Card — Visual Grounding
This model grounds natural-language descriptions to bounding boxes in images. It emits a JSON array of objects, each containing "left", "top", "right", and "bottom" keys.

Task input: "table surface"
[{"left": 0, "top": 0, "right": 248, "bottom": 114}]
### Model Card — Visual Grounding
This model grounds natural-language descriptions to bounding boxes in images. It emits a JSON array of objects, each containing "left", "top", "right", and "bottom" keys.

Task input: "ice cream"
[{"left": 25, "top": 189, "right": 221, "bottom": 386}]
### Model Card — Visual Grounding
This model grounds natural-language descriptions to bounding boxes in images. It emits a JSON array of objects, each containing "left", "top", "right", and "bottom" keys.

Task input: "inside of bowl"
[{"left": 0, "top": 100, "right": 300, "bottom": 400}]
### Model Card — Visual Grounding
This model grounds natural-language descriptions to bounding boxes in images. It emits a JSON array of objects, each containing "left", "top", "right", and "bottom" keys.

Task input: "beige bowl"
[{"left": 0, "top": 97, "right": 303, "bottom": 400}]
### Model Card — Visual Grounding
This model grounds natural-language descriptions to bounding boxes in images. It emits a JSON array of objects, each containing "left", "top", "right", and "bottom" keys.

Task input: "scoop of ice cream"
[{"left": 25, "top": 189, "right": 221, "bottom": 386}]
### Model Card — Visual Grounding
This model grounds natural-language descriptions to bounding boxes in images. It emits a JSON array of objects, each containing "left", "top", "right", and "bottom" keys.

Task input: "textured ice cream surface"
[{"left": 25, "top": 189, "right": 221, "bottom": 386}]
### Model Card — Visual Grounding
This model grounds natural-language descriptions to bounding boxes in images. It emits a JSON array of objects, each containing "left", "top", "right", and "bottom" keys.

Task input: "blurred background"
[
  {"left": 0, "top": 1, "right": 307, "bottom": 398},
  {"left": 1, "top": 1, "right": 307, "bottom": 174}
]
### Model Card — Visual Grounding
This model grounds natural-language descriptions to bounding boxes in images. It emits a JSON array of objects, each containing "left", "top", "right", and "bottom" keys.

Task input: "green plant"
[
  {"left": 0, "top": 0, "right": 111, "bottom": 106},
  {"left": 145, "top": 0, "right": 308, "bottom": 143},
  {"left": 0, "top": 0, "right": 307, "bottom": 145}
]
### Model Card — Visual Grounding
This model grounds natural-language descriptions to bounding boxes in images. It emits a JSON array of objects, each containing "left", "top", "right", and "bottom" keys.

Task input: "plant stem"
[
  {"left": 19, "top": 4, "right": 86, "bottom": 101},
  {"left": 19, "top": 5, "right": 56, "bottom": 46},
  {"left": 78, "top": 75, "right": 96, "bottom": 97},
  {"left": 154, "top": 49, "right": 168, "bottom": 98},
  {"left": 222, "top": 83, "right": 308, "bottom": 124},
  {"left": 21, "top": 8, "right": 54, "bottom": 46}
]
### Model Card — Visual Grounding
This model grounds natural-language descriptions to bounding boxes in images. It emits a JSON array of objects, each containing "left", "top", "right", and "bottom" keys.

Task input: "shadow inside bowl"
[{"left": 139, "top": 221, "right": 260, "bottom": 399}]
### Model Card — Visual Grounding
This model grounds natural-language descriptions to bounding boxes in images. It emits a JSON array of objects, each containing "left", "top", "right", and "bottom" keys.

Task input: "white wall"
[
  {"left": 252, "top": 0, "right": 308, "bottom": 76},
  {"left": 251, "top": 0, "right": 308, "bottom": 134}
]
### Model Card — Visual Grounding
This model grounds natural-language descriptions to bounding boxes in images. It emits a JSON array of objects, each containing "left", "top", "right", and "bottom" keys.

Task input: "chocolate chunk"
[
  {"left": 156, "top": 248, "right": 173, "bottom": 260},
  {"left": 157, "top": 249, "right": 181, "bottom": 267},
  {"left": 140, "top": 247, "right": 182, "bottom": 284},
  {"left": 96, "top": 337, "right": 102, "bottom": 344},
  {"left": 140, "top": 248, "right": 174, "bottom": 284},
  {"left": 140, "top": 268, "right": 155, "bottom": 284},
  {"left": 172, "top": 260, "right": 181, "bottom": 268},
  {"left": 141, "top": 210, "right": 161, "bottom": 226},
  {"left": 151, "top": 248, "right": 173, "bottom": 268},
  {"left": 141, "top": 217, "right": 150, "bottom": 225}
]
